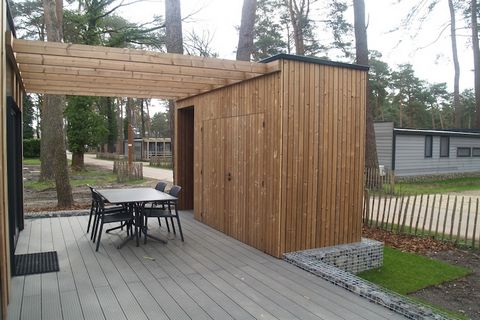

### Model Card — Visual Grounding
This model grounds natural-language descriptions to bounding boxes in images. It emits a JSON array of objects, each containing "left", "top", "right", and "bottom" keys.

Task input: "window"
[
  {"left": 457, "top": 147, "right": 471, "bottom": 157},
  {"left": 473, "top": 148, "right": 480, "bottom": 157},
  {"left": 440, "top": 136, "right": 450, "bottom": 157},
  {"left": 424, "top": 135, "right": 433, "bottom": 158}
]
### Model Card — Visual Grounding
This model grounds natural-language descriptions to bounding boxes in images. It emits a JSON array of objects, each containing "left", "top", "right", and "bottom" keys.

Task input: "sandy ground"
[{"left": 82, "top": 153, "right": 173, "bottom": 182}]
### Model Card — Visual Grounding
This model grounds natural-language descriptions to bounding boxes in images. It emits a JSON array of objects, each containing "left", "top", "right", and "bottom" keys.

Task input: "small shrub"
[{"left": 23, "top": 139, "right": 41, "bottom": 158}]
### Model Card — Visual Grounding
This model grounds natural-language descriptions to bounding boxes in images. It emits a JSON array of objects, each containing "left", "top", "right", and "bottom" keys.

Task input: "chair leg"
[
  {"left": 170, "top": 217, "right": 176, "bottom": 235},
  {"left": 144, "top": 216, "right": 148, "bottom": 244},
  {"left": 87, "top": 203, "right": 94, "bottom": 233},
  {"left": 157, "top": 217, "right": 162, "bottom": 227},
  {"left": 91, "top": 212, "right": 100, "bottom": 241},
  {"left": 165, "top": 218, "right": 170, "bottom": 232},
  {"left": 176, "top": 213, "right": 184, "bottom": 242},
  {"left": 96, "top": 220, "right": 104, "bottom": 251}
]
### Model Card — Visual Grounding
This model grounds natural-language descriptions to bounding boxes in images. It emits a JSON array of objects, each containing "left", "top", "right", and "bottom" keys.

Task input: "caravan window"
[
  {"left": 424, "top": 136, "right": 433, "bottom": 158},
  {"left": 440, "top": 136, "right": 450, "bottom": 157},
  {"left": 457, "top": 147, "right": 472, "bottom": 157}
]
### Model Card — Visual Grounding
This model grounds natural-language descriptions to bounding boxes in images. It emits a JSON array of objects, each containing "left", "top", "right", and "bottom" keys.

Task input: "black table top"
[{"left": 96, "top": 188, "right": 177, "bottom": 204}]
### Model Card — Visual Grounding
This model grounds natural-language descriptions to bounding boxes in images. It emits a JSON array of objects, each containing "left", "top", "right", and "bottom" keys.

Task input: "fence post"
[
  {"left": 420, "top": 194, "right": 432, "bottom": 236},
  {"left": 400, "top": 195, "right": 411, "bottom": 234},
  {"left": 390, "top": 196, "right": 399, "bottom": 232},
  {"left": 414, "top": 194, "right": 424, "bottom": 235},
  {"left": 464, "top": 198, "right": 472, "bottom": 247},
  {"left": 375, "top": 193, "right": 382, "bottom": 228},
  {"left": 473, "top": 199, "right": 479, "bottom": 249},
  {"left": 449, "top": 196, "right": 458, "bottom": 241},
  {"left": 434, "top": 194, "right": 443, "bottom": 238},
  {"left": 379, "top": 193, "right": 388, "bottom": 228},
  {"left": 408, "top": 194, "right": 418, "bottom": 234},
  {"left": 428, "top": 194, "right": 437, "bottom": 234},
  {"left": 455, "top": 197, "right": 465, "bottom": 244},
  {"left": 441, "top": 195, "right": 450, "bottom": 241},
  {"left": 391, "top": 170, "right": 396, "bottom": 194}
]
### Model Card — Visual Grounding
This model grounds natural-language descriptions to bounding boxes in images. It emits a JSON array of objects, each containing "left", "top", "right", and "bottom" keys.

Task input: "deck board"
[{"left": 8, "top": 212, "right": 405, "bottom": 320}]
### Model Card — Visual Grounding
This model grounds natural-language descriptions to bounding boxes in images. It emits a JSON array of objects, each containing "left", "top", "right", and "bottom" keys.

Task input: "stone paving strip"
[{"left": 25, "top": 209, "right": 89, "bottom": 219}]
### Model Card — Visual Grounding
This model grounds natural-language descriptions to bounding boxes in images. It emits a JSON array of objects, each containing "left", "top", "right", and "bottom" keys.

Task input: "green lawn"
[
  {"left": 23, "top": 158, "right": 41, "bottom": 165},
  {"left": 24, "top": 165, "right": 146, "bottom": 191},
  {"left": 394, "top": 176, "right": 480, "bottom": 194},
  {"left": 358, "top": 247, "right": 470, "bottom": 295}
]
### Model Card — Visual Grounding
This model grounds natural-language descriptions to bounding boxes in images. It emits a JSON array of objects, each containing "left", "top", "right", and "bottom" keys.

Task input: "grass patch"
[
  {"left": 24, "top": 165, "right": 148, "bottom": 191},
  {"left": 358, "top": 247, "right": 470, "bottom": 295},
  {"left": 395, "top": 176, "right": 480, "bottom": 195},
  {"left": 23, "top": 158, "right": 41, "bottom": 165}
]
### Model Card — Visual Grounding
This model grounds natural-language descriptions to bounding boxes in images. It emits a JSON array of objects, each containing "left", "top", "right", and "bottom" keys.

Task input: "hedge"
[{"left": 23, "top": 139, "right": 41, "bottom": 158}]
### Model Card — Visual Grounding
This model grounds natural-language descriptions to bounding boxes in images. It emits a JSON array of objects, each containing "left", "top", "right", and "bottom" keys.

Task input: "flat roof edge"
[
  {"left": 260, "top": 54, "right": 369, "bottom": 71},
  {"left": 394, "top": 128, "right": 480, "bottom": 138}
]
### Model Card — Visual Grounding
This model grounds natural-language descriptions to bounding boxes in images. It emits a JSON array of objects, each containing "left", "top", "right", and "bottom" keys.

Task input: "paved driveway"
[{"left": 83, "top": 153, "right": 173, "bottom": 182}]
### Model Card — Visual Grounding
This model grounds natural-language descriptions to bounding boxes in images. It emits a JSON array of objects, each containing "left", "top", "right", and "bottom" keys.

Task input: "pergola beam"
[
  {"left": 13, "top": 38, "right": 277, "bottom": 73},
  {"left": 23, "top": 72, "right": 214, "bottom": 91},
  {"left": 28, "top": 86, "right": 185, "bottom": 99},
  {"left": 10, "top": 37, "right": 281, "bottom": 100}
]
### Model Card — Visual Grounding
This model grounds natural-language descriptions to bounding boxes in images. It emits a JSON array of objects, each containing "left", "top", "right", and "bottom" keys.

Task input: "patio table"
[{"left": 96, "top": 187, "right": 177, "bottom": 248}]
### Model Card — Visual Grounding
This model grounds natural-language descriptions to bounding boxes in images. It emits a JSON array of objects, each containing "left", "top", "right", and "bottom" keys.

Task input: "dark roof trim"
[
  {"left": 394, "top": 128, "right": 480, "bottom": 138},
  {"left": 6, "top": 1, "right": 17, "bottom": 38},
  {"left": 261, "top": 53, "right": 369, "bottom": 71}
]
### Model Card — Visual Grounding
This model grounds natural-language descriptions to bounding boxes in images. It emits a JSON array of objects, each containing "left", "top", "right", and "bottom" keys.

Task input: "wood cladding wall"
[
  {"left": 279, "top": 60, "right": 366, "bottom": 255},
  {"left": 175, "top": 58, "right": 366, "bottom": 258}
]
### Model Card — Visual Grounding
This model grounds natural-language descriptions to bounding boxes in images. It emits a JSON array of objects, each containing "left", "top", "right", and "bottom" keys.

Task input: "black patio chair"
[
  {"left": 92, "top": 190, "right": 134, "bottom": 251},
  {"left": 148, "top": 181, "right": 169, "bottom": 227},
  {"left": 87, "top": 185, "right": 125, "bottom": 240},
  {"left": 143, "top": 185, "right": 184, "bottom": 242}
]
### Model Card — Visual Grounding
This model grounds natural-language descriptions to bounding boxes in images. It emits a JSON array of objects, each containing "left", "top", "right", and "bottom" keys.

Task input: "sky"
[{"left": 117, "top": 0, "right": 476, "bottom": 113}]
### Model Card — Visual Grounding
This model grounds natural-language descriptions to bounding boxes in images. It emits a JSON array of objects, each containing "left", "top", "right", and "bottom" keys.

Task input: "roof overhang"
[{"left": 9, "top": 35, "right": 280, "bottom": 100}]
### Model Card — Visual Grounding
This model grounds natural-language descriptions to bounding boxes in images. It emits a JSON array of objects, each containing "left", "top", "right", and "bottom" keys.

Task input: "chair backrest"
[
  {"left": 155, "top": 181, "right": 168, "bottom": 192},
  {"left": 169, "top": 185, "right": 182, "bottom": 198},
  {"left": 91, "top": 189, "right": 105, "bottom": 210},
  {"left": 87, "top": 184, "right": 96, "bottom": 195}
]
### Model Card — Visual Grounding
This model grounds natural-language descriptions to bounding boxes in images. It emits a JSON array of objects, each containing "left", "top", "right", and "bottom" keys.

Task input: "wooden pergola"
[{"left": 9, "top": 36, "right": 280, "bottom": 99}]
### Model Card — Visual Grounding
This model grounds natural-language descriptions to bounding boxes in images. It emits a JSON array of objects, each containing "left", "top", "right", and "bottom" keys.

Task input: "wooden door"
[
  {"left": 202, "top": 118, "right": 225, "bottom": 231},
  {"left": 202, "top": 113, "right": 266, "bottom": 250}
]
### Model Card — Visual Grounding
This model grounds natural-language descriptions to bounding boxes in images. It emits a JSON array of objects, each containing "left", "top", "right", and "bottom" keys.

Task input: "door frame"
[{"left": 6, "top": 96, "right": 24, "bottom": 272}]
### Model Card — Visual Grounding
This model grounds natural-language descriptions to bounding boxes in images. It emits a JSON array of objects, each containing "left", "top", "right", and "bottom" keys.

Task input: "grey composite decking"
[{"left": 8, "top": 212, "right": 405, "bottom": 320}]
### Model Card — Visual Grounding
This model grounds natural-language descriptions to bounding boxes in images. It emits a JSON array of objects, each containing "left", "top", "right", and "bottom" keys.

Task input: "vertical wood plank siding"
[{"left": 176, "top": 59, "right": 366, "bottom": 257}]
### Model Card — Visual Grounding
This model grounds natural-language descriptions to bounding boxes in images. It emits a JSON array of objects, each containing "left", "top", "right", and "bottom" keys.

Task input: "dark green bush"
[{"left": 23, "top": 139, "right": 41, "bottom": 158}]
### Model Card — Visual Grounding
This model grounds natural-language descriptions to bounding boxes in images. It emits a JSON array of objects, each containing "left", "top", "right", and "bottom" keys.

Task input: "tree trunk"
[
  {"left": 43, "top": 0, "right": 73, "bottom": 207},
  {"left": 40, "top": 97, "right": 54, "bottom": 180},
  {"left": 117, "top": 98, "right": 124, "bottom": 155},
  {"left": 285, "top": 0, "right": 305, "bottom": 55},
  {"left": 45, "top": 94, "right": 73, "bottom": 207},
  {"left": 449, "top": 0, "right": 462, "bottom": 128},
  {"left": 140, "top": 99, "right": 146, "bottom": 138},
  {"left": 127, "top": 98, "right": 134, "bottom": 166},
  {"left": 399, "top": 99, "right": 403, "bottom": 127},
  {"left": 353, "top": 0, "right": 378, "bottom": 169},
  {"left": 106, "top": 97, "right": 116, "bottom": 153},
  {"left": 165, "top": 0, "right": 183, "bottom": 54},
  {"left": 165, "top": 0, "right": 183, "bottom": 180},
  {"left": 472, "top": 0, "right": 480, "bottom": 127},
  {"left": 236, "top": 0, "right": 257, "bottom": 61},
  {"left": 71, "top": 151, "right": 84, "bottom": 171}
]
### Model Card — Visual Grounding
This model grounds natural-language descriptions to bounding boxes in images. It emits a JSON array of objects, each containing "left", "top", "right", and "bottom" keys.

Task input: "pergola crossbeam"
[{"left": 10, "top": 37, "right": 281, "bottom": 99}]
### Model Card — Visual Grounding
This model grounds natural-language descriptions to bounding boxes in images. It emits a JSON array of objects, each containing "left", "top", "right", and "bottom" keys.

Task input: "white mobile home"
[{"left": 374, "top": 122, "right": 480, "bottom": 176}]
